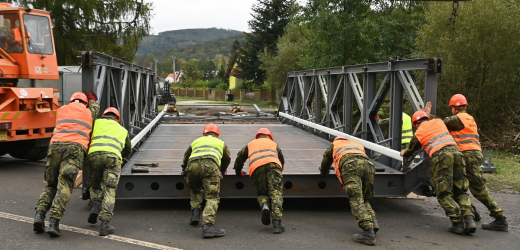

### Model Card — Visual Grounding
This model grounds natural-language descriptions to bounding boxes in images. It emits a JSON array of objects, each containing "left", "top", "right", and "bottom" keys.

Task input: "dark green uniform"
[
  {"left": 320, "top": 145, "right": 376, "bottom": 230},
  {"left": 87, "top": 134, "right": 131, "bottom": 222},
  {"left": 35, "top": 100, "right": 99, "bottom": 220},
  {"left": 181, "top": 136, "right": 231, "bottom": 225},
  {"left": 444, "top": 113, "right": 505, "bottom": 218},
  {"left": 402, "top": 116, "right": 473, "bottom": 223},
  {"left": 234, "top": 147, "right": 285, "bottom": 221}
]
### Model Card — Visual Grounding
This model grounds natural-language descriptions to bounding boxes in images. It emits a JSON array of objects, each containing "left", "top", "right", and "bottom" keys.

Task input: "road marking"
[{"left": 0, "top": 211, "right": 183, "bottom": 250}]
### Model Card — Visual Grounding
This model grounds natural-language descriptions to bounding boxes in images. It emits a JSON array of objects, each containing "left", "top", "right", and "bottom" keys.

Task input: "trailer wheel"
[
  {"left": 26, "top": 147, "right": 48, "bottom": 161},
  {"left": 7, "top": 141, "right": 48, "bottom": 161}
]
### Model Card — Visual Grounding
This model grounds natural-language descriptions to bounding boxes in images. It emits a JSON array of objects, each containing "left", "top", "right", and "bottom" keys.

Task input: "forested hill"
[{"left": 136, "top": 28, "right": 242, "bottom": 57}]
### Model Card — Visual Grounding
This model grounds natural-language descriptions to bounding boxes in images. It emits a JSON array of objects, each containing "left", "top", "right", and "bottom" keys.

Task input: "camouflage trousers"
[
  {"left": 339, "top": 155, "right": 376, "bottom": 230},
  {"left": 251, "top": 163, "right": 283, "bottom": 220},
  {"left": 463, "top": 150, "right": 505, "bottom": 218},
  {"left": 186, "top": 159, "right": 221, "bottom": 225},
  {"left": 87, "top": 152, "right": 122, "bottom": 222},
  {"left": 35, "top": 142, "right": 84, "bottom": 220},
  {"left": 430, "top": 146, "right": 473, "bottom": 223}
]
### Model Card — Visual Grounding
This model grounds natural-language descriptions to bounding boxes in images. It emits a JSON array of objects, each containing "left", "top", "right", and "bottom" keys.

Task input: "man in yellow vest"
[
  {"left": 424, "top": 95, "right": 508, "bottom": 231},
  {"left": 375, "top": 112, "right": 413, "bottom": 150},
  {"left": 86, "top": 107, "right": 131, "bottom": 236},
  {"left": 181, "top": 123, "right": 231, "bottom": 238},
  {"left": 234, "top": 128, "right": 285, "bottom": 233},
  {"left": 33, "top": 91, "right": 99, "bottom": 237},
  {"left": 401, "top": 110, "right": 475, "bottom": 235},
  {"left": 320, "top": 136, "right": 377, "bottom": 246}
]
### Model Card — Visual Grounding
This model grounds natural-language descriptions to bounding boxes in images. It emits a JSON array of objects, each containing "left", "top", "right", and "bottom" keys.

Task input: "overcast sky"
[{"left": 147, "top": 0, "right": 260, "bottom": 34}]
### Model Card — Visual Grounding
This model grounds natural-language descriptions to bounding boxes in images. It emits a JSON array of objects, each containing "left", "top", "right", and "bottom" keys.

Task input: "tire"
[
  {"left": 24, "top": 146, "right": 48, "bottom": 161},
  {"left": 7, "top": 141, "right": 48, "bottom": 161}
]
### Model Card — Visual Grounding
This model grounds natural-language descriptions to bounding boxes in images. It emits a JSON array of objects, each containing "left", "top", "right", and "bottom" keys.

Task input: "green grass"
[
  {"left": 485, "top": 151, "right": 520, "bottom": 193},
  {"left": 174, "top": 97, "right": 278, "bottom": 109}
]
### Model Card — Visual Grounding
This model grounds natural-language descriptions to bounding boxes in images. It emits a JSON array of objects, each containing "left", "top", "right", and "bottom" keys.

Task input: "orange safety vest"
[
  {"left": 50, "top": 102, "right": 93, "bottom": 150},
  {"left": 332, "top": 140, "right": 365, "bottom": 184},
  {"left": 449, "top": 112, "right": 481, "bottom": 152},
  {"left": 247, "top": 138, "right": 282, "bottom": 176},
  {"left": 415, "top": 119, "right": 457, "bottom": 157}
]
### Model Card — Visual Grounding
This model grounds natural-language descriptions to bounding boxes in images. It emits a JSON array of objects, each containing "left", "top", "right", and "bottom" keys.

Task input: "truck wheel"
[
  {"left": 0, "top": 143, "right": 6, "bottom": 156},
  {"left": 27, "top": 147, "right": 48, "bottom": 161}
]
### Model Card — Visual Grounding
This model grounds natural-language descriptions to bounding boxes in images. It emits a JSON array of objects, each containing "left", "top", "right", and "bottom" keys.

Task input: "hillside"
[{"left": 136, "top": 28, "right": 243, "bottom": 57}]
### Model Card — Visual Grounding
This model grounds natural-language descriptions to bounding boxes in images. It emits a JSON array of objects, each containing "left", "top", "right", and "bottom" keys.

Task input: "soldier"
[
  {"left": 320, "top": 136, "right": 377, "bottom": 246},
  {"left": 86, "top": 107, "right": 131, "bottom": 236},
  {"left": 376, "top": 112, "right": 413, "bottom": 150},
  {"left": 181, "top": 124, "right": 231, "bottom": 238},
  {"left": 234, "top": 128, "right": 285, "bottom": 233},
  {"left": 401, "top": 110, "right": 476, "bottom": 235},
  {"left": 425, "top": 95, "right": 508, "bottom": 231},
  {"left": 33, "top": 91, "right": 100, "bottom": 237}
]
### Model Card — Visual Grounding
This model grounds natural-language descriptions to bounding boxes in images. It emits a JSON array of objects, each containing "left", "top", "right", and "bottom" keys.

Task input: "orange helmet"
[
  {"left": 203, "top": 123, "right": 220, "bottom": 136},
  {"left": 255, "top": 128, "right": 273, "bottom": 140},
  {"left": 334, "top": 136, "right": 348, "bottom": 142},
  {"left": 69, "top": 92, "right": 88, "bottom": 106},
  {"left": 103, "top": 107, "right": 121, "bottom": 123},
  {"left": 449, "top": 94, "right": 468, "bottom": 107},
  {"left": 412, "top": 110, "right": 429, "bottom": 127}
]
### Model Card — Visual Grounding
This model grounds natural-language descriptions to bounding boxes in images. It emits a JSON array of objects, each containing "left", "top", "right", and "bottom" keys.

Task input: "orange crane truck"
[{"left": 0, "top": 3, "right": 59, "bottom": 160}]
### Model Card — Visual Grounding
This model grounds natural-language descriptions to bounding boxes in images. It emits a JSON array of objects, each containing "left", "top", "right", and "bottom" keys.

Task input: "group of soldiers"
[
  {"left": 31, "top": 91, "right": 507, "bottom": 246},
  {"left": 32, "top": 91, "right": 131, "bottom": 237}
]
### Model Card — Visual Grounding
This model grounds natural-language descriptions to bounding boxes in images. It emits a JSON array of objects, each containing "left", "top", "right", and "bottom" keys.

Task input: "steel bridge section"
[
  {"left": 80, "top": 51, "right": 159, "bottom": 200},
  {"left": 279, "top": 58, "right": 443, "bottom": 196}
]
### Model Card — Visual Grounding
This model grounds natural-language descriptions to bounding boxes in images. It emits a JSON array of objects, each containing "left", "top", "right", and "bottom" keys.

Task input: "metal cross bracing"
[
  {"left": 80, "top": 51, "right": 160, "bottom": 199},
  {"left": 279, "top": 58, "right": 444, "bottom": 196}
]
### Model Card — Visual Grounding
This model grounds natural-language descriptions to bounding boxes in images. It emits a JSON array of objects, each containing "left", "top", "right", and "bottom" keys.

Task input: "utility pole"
[
  {"left": 172, "top": 56, "right": 176, "bottom": 83},
  {"left": 154, "top": 59, "right": 158, "bottom": 80}
]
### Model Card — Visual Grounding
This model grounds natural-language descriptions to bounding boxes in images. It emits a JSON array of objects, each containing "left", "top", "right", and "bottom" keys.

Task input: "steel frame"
[{"left": 80, "top": 51, "right": 159, "bottom": 199}]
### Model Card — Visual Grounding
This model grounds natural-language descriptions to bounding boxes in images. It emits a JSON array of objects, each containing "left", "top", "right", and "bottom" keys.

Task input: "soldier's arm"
[
  {"left": 401, "top": 135, "right": 422, "bottom": 160},
  {"left": 319, "top": 144, "right": 334, "bottom": 176},
  {"left": 233, "top": 145, "right": 249, "bottom": 173},
  {"left": 121, "top": 134, "right": 132, "bottom": 160},
  {"left": 443, "top": 115, "right": 464, "bottom": 131},
  {"left": 276, "top": 146, "right": 285, "bottom": 171},
  {"left": 181, "top": 146, "right": 192, "bottom": 172},
  {"left": 220, "top": 144, "right": 231, "bottom": 172},
  {"left": 88, "top": 99, "right": 100, "bottom": 121}
]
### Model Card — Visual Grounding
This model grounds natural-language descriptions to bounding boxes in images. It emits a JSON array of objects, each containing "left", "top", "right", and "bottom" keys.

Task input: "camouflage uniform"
[
  {"left": 35, "top": 100, "right": 99, "bottom": 220},
  {"left": 402, "top": 118, "right": 473, "bottom": 223},
  {"left": 181, "top": 143, "right": 231, "bottom": 225},
  {"left": 444, "top": 113, "right": 505, "bottom": 218},
  {"left": 234, "top": 146, "right": 285, "bottom": 221},
  {"left": 320, "top": 146, "right": 376, "bottom": 230},
  {"left": 87, "top": 135, "right": 131, "bottom": 222}
]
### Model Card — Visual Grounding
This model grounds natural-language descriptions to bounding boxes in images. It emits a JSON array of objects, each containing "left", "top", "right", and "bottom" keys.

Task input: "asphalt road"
[{"left": 0, "top": 155, "right": 519, "bottom": 250}]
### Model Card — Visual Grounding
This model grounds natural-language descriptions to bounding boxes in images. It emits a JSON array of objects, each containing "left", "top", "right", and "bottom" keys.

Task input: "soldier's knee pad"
[{"left": 61, "top": 165, "right": 79, "bottom": 180}]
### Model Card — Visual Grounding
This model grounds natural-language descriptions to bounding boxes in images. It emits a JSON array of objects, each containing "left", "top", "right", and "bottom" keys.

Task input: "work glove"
[
  {"left": 87, "top": 90, "right": 98, "bottom": 102},
  {"left": 236, "top": 170, "right": 245, "bottom": 177},
  {"left": 181, "top": 171, "right": 187, "bottom": 182}
]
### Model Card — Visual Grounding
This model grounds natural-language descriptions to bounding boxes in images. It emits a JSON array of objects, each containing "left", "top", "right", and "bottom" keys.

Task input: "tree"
[
  {"left": 259, "top": 23, "right": 305, "bottom": 102},
  {"left": 10, "top": 0, "right": 153, "bottom": 65},
  {"left": 237, "top": 0, "right": 295, "bottom": 85},
  {"left": 198, "top": 59, "right": 216, "bottom": 81},
  {"left": 415, "top": 0, "right": 520, "bottom": 139},
  {"left": 181, "top": 59, "right": 202, "bottom": 87}
]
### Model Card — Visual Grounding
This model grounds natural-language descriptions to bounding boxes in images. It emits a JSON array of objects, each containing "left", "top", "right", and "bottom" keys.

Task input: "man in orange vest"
[
  {"left": 234, "top": 128, "right": 285, "bottom": 233},
  {"left": 401, "top": 110, "right": 475, "bottom": 235},
  {"left": 425, "top": 95, "right": 508, "bottom": 231},
  {"left": 320, "top": 136, "right": 377, "bottom": 246},
  {"left": 33, "top": 91, "right": 99, "bottom": 237}
]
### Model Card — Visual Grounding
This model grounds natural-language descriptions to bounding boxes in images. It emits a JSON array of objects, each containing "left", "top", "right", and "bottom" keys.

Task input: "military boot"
[
  {"left": 464, "top": 215, "right": 476, "bottom": 234},
  {"left": 202, "top": 224, "right": 226, "bottom": 238},
  {"left": 352, "top": 228, "right": 376, "bottom": 246},
  {"left": 482, "top": 216, "right": 509, "bottom": 232},
  {"left": 372, "top": 217, "right": 379, "bottom": 234},
  {"left": 46, "top": 218, "right": 61, "bottom": 237},
  {"left": 33, "top": 211, "right": 46, "bottom": 233},
  {"left": 448, "top": 221, "right": 465, "bottom": 235},
  {"left": 261, "top": 202, "right": 271, "bottom": 226},
  {"left": 190, "top": 208, "right": 201, "bottom": 225},
  {"left": 272, "top": 220, "right": 285, "bottom": 234},
  {"left": 471, "top": 205, "right": 481, "bottom": 221},
  {"left": 88, "top": 203, "right": 101, "bottom": 224},
  {"left": 99, "top": 220, "right": 115, "bottom": 236}
]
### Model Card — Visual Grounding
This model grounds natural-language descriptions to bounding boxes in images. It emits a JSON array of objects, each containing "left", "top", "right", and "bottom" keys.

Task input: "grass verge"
[
  {"left": 175, "top": 97, "right": 278, "bottom": 109},
  {"left": 485, "top": 151, "right": 520, "bottom": 193}
]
